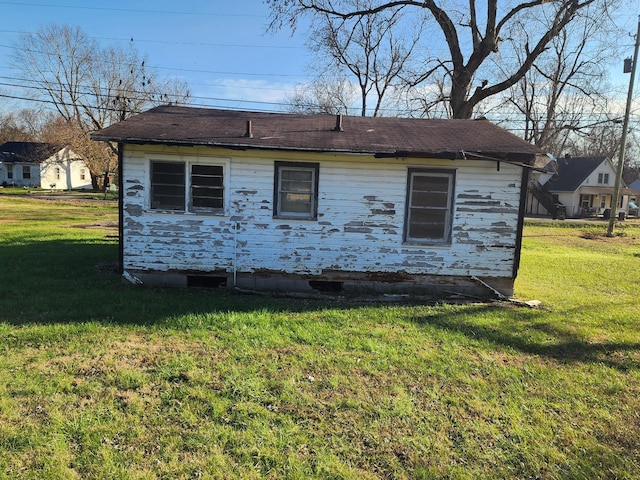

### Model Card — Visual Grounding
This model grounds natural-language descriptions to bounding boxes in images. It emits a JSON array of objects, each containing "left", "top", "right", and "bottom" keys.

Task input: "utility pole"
[{"left": 608, "top": 15, "right": 640, "bottom": 236}]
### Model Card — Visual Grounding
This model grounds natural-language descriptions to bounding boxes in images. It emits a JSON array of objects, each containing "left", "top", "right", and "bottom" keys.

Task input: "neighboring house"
[
  {"left": 0, "top": 141, "right": 91, "bottom": 190},
  {"left": 92, "top": 105, "right": 542, "bottom": 297},
  {"left": 526, "top": 155, "right": 637, "bottom": 219},
  {"left": 539, "top": 156, "right": 635, "bottom": 218}
]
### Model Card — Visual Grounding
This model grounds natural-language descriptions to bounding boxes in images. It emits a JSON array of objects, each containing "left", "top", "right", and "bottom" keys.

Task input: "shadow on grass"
[
  {"left": 0, "top": 240, "right": 347, "bottom": 326},
  {"left": 408, "top": 304, "right": 640, "bottom": 371},
  {"left": 2, "top": 240, "right": 639, "bottom": 371}
]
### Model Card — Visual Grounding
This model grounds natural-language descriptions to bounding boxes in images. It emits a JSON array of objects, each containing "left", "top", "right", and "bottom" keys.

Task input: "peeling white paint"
[{"left": 120, "top": 145, "right": 523, "bottom": 282}]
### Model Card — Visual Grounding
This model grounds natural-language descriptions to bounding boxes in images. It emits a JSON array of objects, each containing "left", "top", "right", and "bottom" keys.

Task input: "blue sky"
[
  {"left": 1, "top": 0, "right": 639, "bottom": 118},
  {"left": 0, "top": 0, "right": 311, "bottom": 112}
]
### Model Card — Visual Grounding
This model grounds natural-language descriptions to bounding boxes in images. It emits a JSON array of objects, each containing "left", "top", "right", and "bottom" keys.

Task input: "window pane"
[
  {"left": 408, "top": 208, "right": 447, "bottom": 238},
  {"left": 191, "top": 165, "right": 223, "bottom": 210},
  {"left": 406, "top": 172, "right": 453, "bottom": 242},
  {"left": 281, "top": 169, "right": 313, "bottom": 193},
  {"left": 282, "top": 169, "right": 313, "bottom": 182},
  {"left": 411, "top": 190, "right": 448, "bottom": 208},
  {"left": 280, "top": 192, "right": 312, "bottom": 213},
  {"left": 151, "top": 162, "right": 185, "bottom": 210},
  {"left": 276, "top": 164, "right": 317, "bottom": 218},
  {"left": 412, "top": 175, "right": 449, "bottom": 192}
]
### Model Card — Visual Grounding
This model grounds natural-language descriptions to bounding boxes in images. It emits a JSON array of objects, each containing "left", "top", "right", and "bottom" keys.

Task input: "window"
[
  {"left": 274, "top": 162, "right": 319, "bottom": 219},
  {"left": 191, "top": 165, "right": 224, "bottom": 211},
  {"left": 150, "top": 161, "right": 224, "bottom": 213},
  {"left": 404, "top": 169, "right": 455, "bottom": 244},
  {"left": 6, "top": 165, "right": 12, "bottom": 179},
  {"left": 55, "top": 167, "right": 60, "bottom": 180},
  {"left": 597, "top": 173, "right": 610, "bottom": 184},
  {"left": 80, "top": 169, "right": 86, "bottom": 180},
  {"left": 22, "top": 166, "right": 30, "bottom": 179}
]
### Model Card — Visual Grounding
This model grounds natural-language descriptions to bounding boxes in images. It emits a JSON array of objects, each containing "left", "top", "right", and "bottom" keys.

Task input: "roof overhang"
[
  {"left": 91, "top": 106, "right": 543, "bottom": 164},
  {"left": 93, "top": 135, "right": 538, "bottom": 167}
]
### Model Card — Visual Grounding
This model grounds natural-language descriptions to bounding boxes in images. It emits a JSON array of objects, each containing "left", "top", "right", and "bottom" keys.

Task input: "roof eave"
[
  {"left": 91, "top": 135, "right": 538, "bottom": 162},
  {"left": 90, "top": 135, "right": 390, "bottom": 155}
]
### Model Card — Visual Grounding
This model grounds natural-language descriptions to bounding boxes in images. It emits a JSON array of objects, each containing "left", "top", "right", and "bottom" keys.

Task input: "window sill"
[
  {"left": 148, "top": 209, "right": 227, "bottom": 217},
  {"left": 402, "top": 241, "right": 451, "bottom": 249},
  {"left": 273, "top": 215, "right": 317, "bottom": 222}
]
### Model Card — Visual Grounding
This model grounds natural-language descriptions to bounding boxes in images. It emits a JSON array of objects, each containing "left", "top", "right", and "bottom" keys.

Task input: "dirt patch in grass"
[
  {"left": 68, "top": 222, "right": 118, "bottom": 230},
  {"left": 579, "top": 229, "right": 639, "bottom": 243}
]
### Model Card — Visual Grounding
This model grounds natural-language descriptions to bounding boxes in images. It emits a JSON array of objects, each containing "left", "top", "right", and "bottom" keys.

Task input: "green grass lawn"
[{"left": 0, "top": 196, "right": 639, "bottom": 479}]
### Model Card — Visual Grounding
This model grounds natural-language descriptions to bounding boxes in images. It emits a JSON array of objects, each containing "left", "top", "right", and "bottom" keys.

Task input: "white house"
[
  {"left": 0, "top": 142, "right": 91, "bottom": 190},
  {"left": 542, "top": 156, "right": 634, "bottom": 218},
  {"left": 92, "top": 106, "right": 543, "bottom": 298}
]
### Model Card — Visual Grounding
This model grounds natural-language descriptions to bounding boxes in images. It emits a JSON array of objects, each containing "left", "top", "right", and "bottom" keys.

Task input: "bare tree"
[
  {"left": 11, "top": 24, "right": 191, "bottom": 186},
  {"left": 0, "top": 109, "right": 49, "bottom": 144},
  {"left": 500, "top": 9, "right": 616, "bottom": 154},
  {"left": 300, "top": 2, "right": 424, "bottom": 116},
  {"left": 267, "top": 0, "right": 618, "bottom": 119},
  {"left": 285, "top": 78, "right": 357, "bottom": 114}
]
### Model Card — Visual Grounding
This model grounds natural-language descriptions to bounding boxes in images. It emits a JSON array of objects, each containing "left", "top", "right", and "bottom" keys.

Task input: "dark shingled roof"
[
  {"left": 92, "top": 106, "right": 541, "bottom": 162},
  {"left": 0, "top": 142, "right": 60, "bottom": 163},
  {"left": 545, "top": 156, "right": 608, "bottom": 191}
]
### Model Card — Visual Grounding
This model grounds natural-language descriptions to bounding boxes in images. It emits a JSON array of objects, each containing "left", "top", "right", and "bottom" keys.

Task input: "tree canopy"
[
  {"left": 268, "top": 0, "right": 619, "bottom": 120},
  {"left": 10, "top": 23, "right": 191, "bottom": 187}
]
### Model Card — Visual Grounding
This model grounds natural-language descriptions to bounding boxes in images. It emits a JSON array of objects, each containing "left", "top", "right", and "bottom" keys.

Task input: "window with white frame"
[
  {"left": 80, "top": 168, "right": 86, "bottom": 180},
  {"left": 274, "top": 161, "right": 319, "bottom": 220},
  {"left": 150, "top": 160, "right": 224, "bottom": 213},
  {"left": 404, "top": 169, "right": 455, "bottom": 244},
  {"left": 597, "top": 173, "right": 609, "bottom": 184},
  {"left": 55, "top": 167, "right": 60, "bottom": 180},
  {"left": 22, "top": 166, "right": 30, "bottom": 179}
]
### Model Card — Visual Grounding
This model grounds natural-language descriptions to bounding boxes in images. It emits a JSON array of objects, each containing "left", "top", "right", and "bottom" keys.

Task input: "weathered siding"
[{"left": 121, "top": 144, "right": 523, "bottom": 291}]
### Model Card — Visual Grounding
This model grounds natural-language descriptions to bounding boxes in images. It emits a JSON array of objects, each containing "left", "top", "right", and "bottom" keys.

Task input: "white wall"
[
  {"left": 121, "top": 145, "right": 524, "bottom": 281},
  {"left": 40, "top": 148, "right": 92, "bottom": 190}
]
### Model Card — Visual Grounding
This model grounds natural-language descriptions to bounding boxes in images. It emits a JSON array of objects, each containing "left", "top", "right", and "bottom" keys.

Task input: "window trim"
[
  {"left": 149, "top": 158, "right": 228, "bottom": 215},
  {"left": 404, "top": 168, "right": 456, "bottom": 246},
  {"left": 273, "top": 161, "right": 319, "bottom": 220}
]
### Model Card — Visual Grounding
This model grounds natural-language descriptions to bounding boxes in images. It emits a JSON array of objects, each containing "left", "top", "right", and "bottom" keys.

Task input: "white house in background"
[
  {"left": 0, "top": 141, "right": 91, "bottom": 190},
  {"left": 539, "top": 156, "right": 635, "bottom": 218},
  {"left": 92, "top": 105, "right": 543, "bottom": 298}
]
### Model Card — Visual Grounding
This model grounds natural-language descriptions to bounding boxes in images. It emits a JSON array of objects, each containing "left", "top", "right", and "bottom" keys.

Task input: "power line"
[
  {"left": 4, "top": 72, "right": 640, "bottom": 121},
  {"left": 0, "top": 43, "right": 310, "bottom": 80},
  {"left": 3, "top": 90, "right": 640, "bottom": 131},
  {"left": 0, "top": 30, "right": 303, "bottom": 50},
  {"left": 0, "top": 1, "right": 265, "bottom": 18}
]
